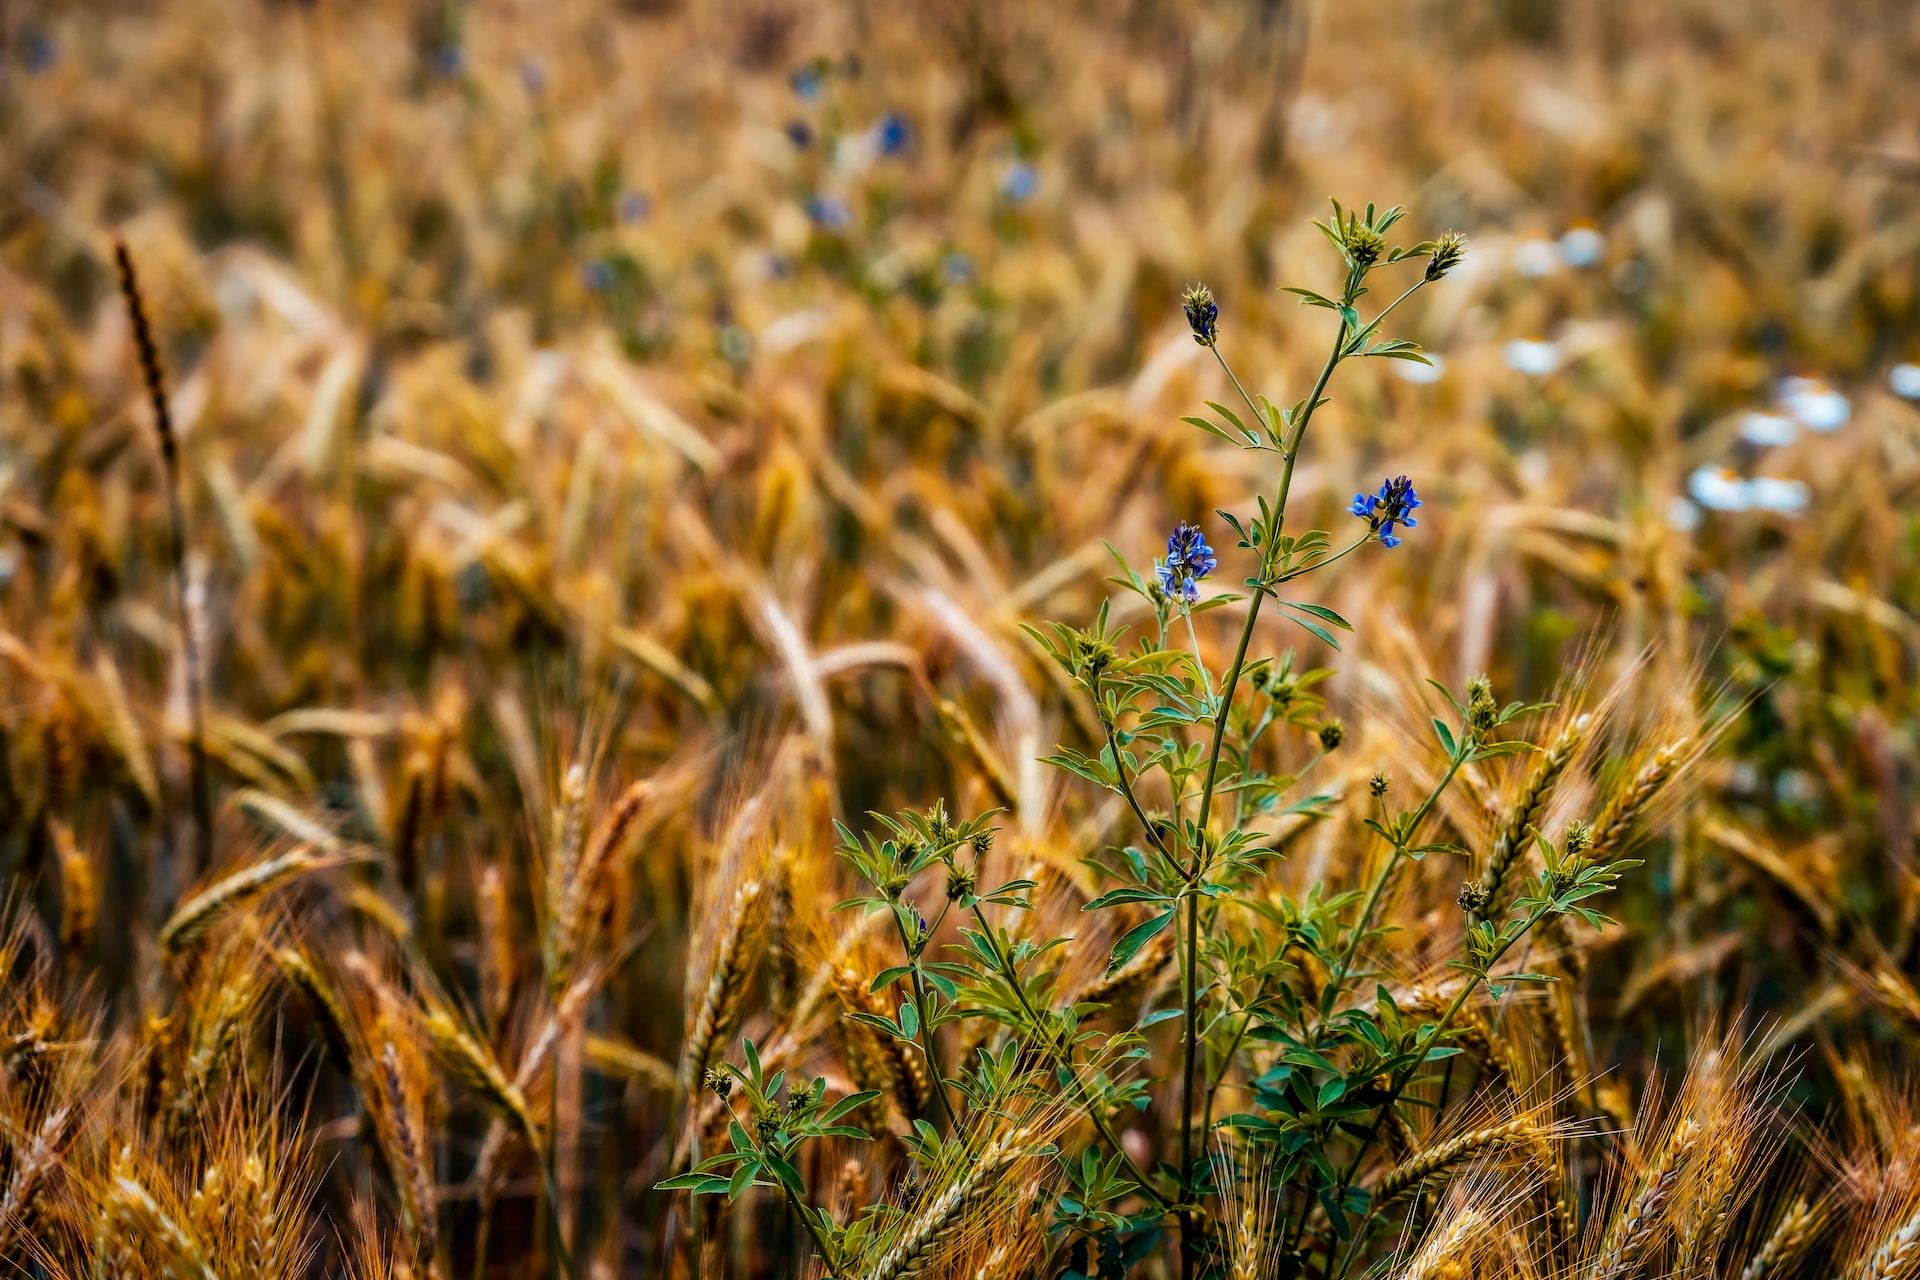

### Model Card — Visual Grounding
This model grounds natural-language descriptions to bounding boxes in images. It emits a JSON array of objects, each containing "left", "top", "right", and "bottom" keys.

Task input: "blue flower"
[
  {"left": 619, "top": 191, "right": 651, "bottom": 224},
  {"left": 806, "top": 195, "right": 853, "bottom": 230},
  {"left": 581, "top": 260, "right": 613, "bottom": 293},
  {"left": 785, "top": 120, "right": 814, "bottom": 148},
  {"left": 791, "top": 65, "right": 823, "bottom": 101},
  {"left": 1155, "top": 521, "right": 1217, "bottom": 604},
  {"left": 1001, "top": 162, "right": 1036, "bottom": 203},
  {"left": 1348, "top": 476, "right": 1421, "bottom": 548},
  {"left": 873, "top": 112, "right": 913, "bottom": 156},
  {"left": 941, "top": 252, "right": 974, "bottom": 283},
  {"left": 1182, "top": 283, "right": 1218, "bottom": 347}
]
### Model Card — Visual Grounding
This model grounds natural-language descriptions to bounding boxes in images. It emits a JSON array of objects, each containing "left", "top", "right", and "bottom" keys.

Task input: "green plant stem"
[
  {"left": 888, "top": 909, "right": 958, "bottom": 1131},
  {"left": 782, "top": 1185, "right": 840, "bottom": 1278},
  {"left": 966, "top": 904, "right": 1172, "bottom": 1213},
  {"left": 1100, "top": 712, "right": 1182, "bottom": 879},
  {"left": 1324, "top": 903, "right": 1554, "bottom": 1280},
  {"left": 1176, "top": 321, "right": 1348, "bottom": 1280},
  {"left": 1329, "top": 745, "right": 1468, "bottom": 992}
]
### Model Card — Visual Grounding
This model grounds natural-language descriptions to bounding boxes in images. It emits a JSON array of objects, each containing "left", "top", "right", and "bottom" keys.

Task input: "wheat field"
[{"left": 2, "top": 1, "right": 1920, "bottom": 1277}]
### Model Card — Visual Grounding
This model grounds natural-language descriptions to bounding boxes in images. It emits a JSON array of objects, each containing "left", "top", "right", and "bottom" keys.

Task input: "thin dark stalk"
[{"left": 113, "top": 239, "right": 212, "bottom": 883}]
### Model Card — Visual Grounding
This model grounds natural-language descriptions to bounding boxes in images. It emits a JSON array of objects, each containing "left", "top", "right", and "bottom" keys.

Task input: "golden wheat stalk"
[
  {"left": 1371, "top": 1117, "right": 1535, "bottom": 1210},
  {"left": 107, "top": 1168, "right": 219, "bottom": 1280},
  {"left": 1471, "top": 715, "right": 1588, "bottom": 926},
  {"left": 421, "top": 1002, "right": 540, "bottom": 1146},
  {"left": 677, "top": 877, "right": 766, "bottom": 1096},
  {"left": 865, "top": 1128, "right": 1029, "bottom": 1280},
  {"left": 113, "top": 237, "right": 212, "bottom": 877},
  {"left": 1740, "top": 1197, "right": 1820, "bottom": 1280},
  {"left": 1858, "top": 1208, "right": 1920, "bottom": 1280},
  {"left": 584, "top": 1033, "right": 677, "bottom": 1092},
  {"left": 159, "top": 847, "right": 326, "bottom": 953},
  {"left": 1589, "top": 1118, "right": 1702, "bottom": 1280},
  {"left": 379, "top": 1040, "right": 439, "bottom": 1270},
  {"left": 1397, "top": 1207, "right": 1482, "bottom": 1280},
  {"left": 1588, "top": 738, "right": 1690, "bottom": 863}
]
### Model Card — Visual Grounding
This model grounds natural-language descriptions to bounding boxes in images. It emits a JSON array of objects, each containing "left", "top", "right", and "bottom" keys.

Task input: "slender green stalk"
[
  {"left": 1330, "top": 748, "right": 1467, "bottom": 991},
  {"left": 1178, "top": 321, "right": 1348, "bottom": 1271},
  {"left": 1326, "top": 899, "right": 1557, "bottom": 1280},
  {"left": 887, "top": 909, "right": 958, "bottom": 1131},
  {"left": 966, "top": 903, "right": 1171, "bottom": 1211}
]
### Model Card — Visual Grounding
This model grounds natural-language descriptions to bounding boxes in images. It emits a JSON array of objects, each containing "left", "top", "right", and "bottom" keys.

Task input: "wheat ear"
[
  {"left": 677, "top": 877, "right": 767, "bottom": 1096},
  {"left": 1471, "top": 715, "right": 1587, "bottom": 926},
  {"left": 0, "top": 1104, "right": 76, "bottom": 1250},
  {"left": 113, "top": 238, "right": 212, "bottom": 878},
  {"left": 1857, "top": 1208, "right": 1920, "bottom": 1280},
  {"left": 379, "top": 1040, "right": 439, "bottom": 1271},
  {"left": 1371, "top": 1117, "right": 1535, "bottom": 1210},
  {"left": 1589, "top": 1118, "right": 1702, "bottom": 1280},
  {"left": 1740, "top": 1197, "right": 1820, "bottom": 1280},
  {"left": 50, "top": 817, "right": 94, "bottom": 953},
  {"left": 866, "top": 1128, "right": 1029, "bottom": 1280},
  {"left": 271, "top": 946, "right": 354, "bottom": 1071},
  {"left": 1676, "top": 1135, "right": 1741, "bottom": 1279},
  {"left": 476, "top": 862, "right": 515, "bottom": 1030},
  {"left": 1397, "top": 1207, "right": 1482, "bottom": 1280},
  {"left": 422, "top": 1003, "right": 540, "bottom": 1145},
  {"left": 837, "top": 967, "right": 932, "bottom": 1116},
  {"left": 1589, "top": 738, "right": 1690, "bottom": 862},
  {"left": 584, "top": 1033, "right": 677, "bottom": 1092},
  {"left": 159, "top": 847, "right": 325, "bottom": 953},
  {"left": 106, "top": 1167, "right": 219, "bottom": 1280}
]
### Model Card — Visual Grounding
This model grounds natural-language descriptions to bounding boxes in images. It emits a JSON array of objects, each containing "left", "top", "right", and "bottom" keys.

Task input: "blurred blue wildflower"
[
  {"left": 433, "top": 45, "right": 465, "bottom": 77},
  {"left": 1155, "top": 521, "right": 1217, "bottom": 604},
  {"left": 941, "top": 252, "right": 974, "bottom": 284},
  {"left": 806, "top": 195, "right": 853, "bottom": 230},
  {"left": 619, "top": 191, "right": 651, "bottom": 224},
  {"left": 582, "top": 260, "right": 613, "bottom": 293},
  {"left": 22, "top": 31, "right": 56, "bottom": 73},
  {"left": 1001, "top": 162, "right": 1036, "bottom": 202},
  {"left": 873, "top": 112, "right": 913, "bottom": 155},
  {"left": 1349, "top": 476, "right": 1421, "bottom": 548},
  {"left": 791, "top": 65, "right": 823, "bottom": 101},
  {"left": 786, "top": 120, "right": 813, "bottom": 148}
]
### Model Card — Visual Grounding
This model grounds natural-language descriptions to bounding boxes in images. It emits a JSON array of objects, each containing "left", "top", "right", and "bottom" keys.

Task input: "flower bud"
[
  {"left": 1182, "top": 283, "right": 1219, "bottom": 347},
  {"left": 1426, "top": 231, "right": 1468, "bottom": 282},
  {"left": 1369, "top": 771, "right": 1391, "bottom": 798},
  {"left": 1317, "top": 719, "right": 1345, "bottom": 751}
]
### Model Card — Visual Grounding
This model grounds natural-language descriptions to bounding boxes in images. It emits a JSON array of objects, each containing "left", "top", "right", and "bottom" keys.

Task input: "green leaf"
[
  {"left": 727, "top": 1158, "right": 761, "bottom": 1200},
  {"left": 1181, "top": 415, "right": 1251, "bottom": 448},
  {"left": 1431, "top": 718, "right": 1457, "bottom": 756},
  {"left": 1138, "top": 1008, "right": 1183, "bottom": 1028},
  {"left": 822, "top": 1091, "right": 883, "bottom": 1123},
  {"left": 1204, "top": 400, "right": 1251, "bottom": 438},
  {"left": 1280, "top": 601, "right": 1353, "bottom": 631},
  {"left": 1281, "top": 612, "right": 1342, "bottom": 650},
  {"left": 870, "top": 965, "right": 913, "bottom": 992},
  {"left": 1084, "top": 886, "right": 1171, "bottom": 912},
  {"left": 1107, "top": 911, "right": 1174, "bottom": 974}
]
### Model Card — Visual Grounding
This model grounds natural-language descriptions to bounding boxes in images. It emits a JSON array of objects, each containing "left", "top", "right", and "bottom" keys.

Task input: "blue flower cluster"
[
  {"left": 1155, "top": 521, "right": 1217, "bottom": 604},
  {"left": 1349, "top": 476, "right": 1421, "bottom": 548}
]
